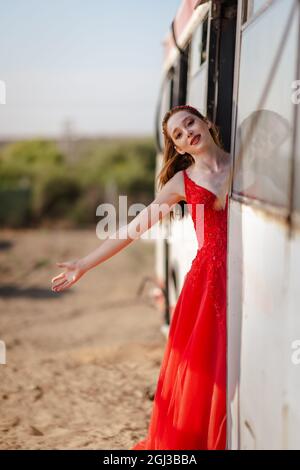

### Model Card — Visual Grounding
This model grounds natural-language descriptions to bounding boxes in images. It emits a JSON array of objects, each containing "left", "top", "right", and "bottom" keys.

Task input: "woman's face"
[{"left": 167, "top": 110, "right": 212, "bottom": 155}]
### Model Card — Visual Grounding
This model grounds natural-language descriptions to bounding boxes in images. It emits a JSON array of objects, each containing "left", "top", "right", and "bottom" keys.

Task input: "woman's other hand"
[{"left": 51, "top": 259, "right": 86, "bottom": 293}]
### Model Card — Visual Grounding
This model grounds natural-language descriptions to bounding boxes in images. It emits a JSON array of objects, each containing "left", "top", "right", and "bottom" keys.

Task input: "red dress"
[{"left": 132, "top": 169, "right": 228, "bottom": 450}]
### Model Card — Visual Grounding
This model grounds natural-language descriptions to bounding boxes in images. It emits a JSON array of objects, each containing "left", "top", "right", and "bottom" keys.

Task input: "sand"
[{"left": 0, "top": 228, "right": 165, "bottom": 449}]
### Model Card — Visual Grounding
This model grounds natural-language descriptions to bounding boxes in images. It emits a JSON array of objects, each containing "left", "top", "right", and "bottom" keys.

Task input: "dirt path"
[{"left": 0, "top": 228, "right": 165, "bottom": 449}]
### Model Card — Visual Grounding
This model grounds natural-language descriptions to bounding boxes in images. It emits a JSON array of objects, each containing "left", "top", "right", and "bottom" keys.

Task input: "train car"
[{"left": 154, "top": 0, "right": 300, "bottom": 450}]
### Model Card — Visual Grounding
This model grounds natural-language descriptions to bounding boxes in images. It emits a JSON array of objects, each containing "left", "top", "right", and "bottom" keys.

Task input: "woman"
[{"left": 51, "top": 104, "right": 231, "bottom": 450}]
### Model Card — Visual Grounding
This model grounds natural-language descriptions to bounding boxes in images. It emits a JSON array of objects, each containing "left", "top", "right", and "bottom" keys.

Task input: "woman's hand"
[{"left": 51, "top": 259, "right": 86, "bottom": 293}]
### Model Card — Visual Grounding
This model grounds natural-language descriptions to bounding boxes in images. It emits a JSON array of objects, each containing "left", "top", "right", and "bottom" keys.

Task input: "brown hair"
[{"left": 157, "top": 104, "right": 224, "bottom": 190}]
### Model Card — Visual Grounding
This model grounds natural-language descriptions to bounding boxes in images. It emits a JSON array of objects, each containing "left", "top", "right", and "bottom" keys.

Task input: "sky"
[{"left": 0, "top": 0, "right": 181, "bottom": 139}]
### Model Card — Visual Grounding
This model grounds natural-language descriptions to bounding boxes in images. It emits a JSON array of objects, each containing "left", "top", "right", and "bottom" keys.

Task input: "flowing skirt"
[{"left": 131, "top": 251, "right": 227, "bottom": 450}]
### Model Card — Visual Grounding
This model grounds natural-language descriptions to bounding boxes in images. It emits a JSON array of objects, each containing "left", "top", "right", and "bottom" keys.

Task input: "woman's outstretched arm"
[{"left": 51, "top": 172, "right": 184, "bottom": 292}]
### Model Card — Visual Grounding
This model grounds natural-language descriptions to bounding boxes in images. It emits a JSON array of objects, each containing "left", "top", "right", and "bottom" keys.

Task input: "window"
[
  {"left": 187, "top": 13, "right": 210, "bottom": 113},
  {"left": 201, "top": 16, "right": 208, "bottom": 65},
  {"left": 233, "top": 0, "right": 298, "bottom": 209},
  {"left": 156, "top": 73, "right": 173, "bottom": 152},
  {"left": 243, "top": 0, "right": 272, "bottom": 23},
  {"left": 190, "top": 15, "right": 208, "bottom": 76},
  {"left": 249, "top": 0, "right": 270, "bottom": 17}
]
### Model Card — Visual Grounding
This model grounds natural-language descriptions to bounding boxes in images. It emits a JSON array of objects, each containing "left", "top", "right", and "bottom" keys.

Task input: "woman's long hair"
[{"left": 157, "top": 104, "right": 224, "bottom": 190}]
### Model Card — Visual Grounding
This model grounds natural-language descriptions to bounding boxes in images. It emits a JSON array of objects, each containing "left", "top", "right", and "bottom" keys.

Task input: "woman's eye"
[
  {"left": 176, "top": 133, "right": 181, "bottom": 139},
  {"left": 188, "top": 120, "right": 194, "bottom": 126}
]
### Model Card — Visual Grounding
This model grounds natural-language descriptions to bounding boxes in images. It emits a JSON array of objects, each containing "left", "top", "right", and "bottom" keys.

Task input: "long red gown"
[{"left": 131, "top": 169, "right": 228, "bottom": 450}]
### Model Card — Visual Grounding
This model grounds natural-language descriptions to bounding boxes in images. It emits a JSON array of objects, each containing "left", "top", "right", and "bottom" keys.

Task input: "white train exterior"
[{"left": 154, "top": 0, "right": 300, "bottom": 449}]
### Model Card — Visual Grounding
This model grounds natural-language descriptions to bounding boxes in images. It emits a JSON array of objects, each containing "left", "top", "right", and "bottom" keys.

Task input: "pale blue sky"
[{"left": 0, "top": 0, "right": 181, "bottom": 138}]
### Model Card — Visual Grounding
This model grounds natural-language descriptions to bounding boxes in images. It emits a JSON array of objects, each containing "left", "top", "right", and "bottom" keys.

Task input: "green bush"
[
  {"left": 33, "top": 171, "right": 82, "bottom": 219},
  {"left": 0, "top": 187, "right": 32, "bottom": 227},
  {"left": 0, "top": 139, "right": 64, "bottom": 169},
  {"left": 70, "top": 186, "right": 103, "bottom": 227},
  {"left": 0, "top": 136, "right": 156, "bottom": 227}
]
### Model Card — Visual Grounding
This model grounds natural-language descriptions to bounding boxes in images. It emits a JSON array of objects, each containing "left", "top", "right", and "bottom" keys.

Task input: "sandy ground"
[{"left": 0, "top": 228, "right": 166, "bottom": 450}]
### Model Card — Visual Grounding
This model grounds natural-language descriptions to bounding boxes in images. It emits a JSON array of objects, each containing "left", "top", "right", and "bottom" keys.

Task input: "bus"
[{"left": 153, "top": 0, "right": 300, "bottom": 450}]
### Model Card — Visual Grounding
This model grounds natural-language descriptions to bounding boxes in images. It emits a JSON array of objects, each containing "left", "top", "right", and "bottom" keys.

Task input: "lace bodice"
[
  {"left": 183, "top": 169, "right": 228, "bottom": 259},
  {"left": 183, "top": 169, "right": 228, "bottom": 330}
]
